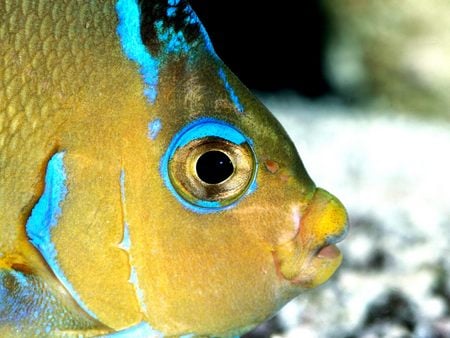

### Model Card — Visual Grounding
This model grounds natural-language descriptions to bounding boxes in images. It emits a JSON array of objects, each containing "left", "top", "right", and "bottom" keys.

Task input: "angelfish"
[{"left": 0, "top": 0, "right": 348, "bottom": 337}]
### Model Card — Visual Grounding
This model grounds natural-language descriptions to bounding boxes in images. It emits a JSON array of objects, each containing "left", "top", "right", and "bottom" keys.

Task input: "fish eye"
[{"left": 160, "top": 118, "right": 257, "bottom": 212}]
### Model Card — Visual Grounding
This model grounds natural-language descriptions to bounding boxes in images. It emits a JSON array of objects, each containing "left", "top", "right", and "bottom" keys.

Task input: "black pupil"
[{"left": 196, "top": 151, "right": 234, "bottom": 184}]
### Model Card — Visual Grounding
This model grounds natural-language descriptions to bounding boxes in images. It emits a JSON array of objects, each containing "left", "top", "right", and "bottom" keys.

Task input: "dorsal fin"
[
  {"left": 139, "top": 0, "right": 215, "bottom": 56},
  {"left": 115, "top": 0, "right": 218, "bottom": 104}
]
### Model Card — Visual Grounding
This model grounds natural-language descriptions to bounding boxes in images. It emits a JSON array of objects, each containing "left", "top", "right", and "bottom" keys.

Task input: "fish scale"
[
  {"left": 1, "top": 0, "right": 113, "bottom": 255},
  {"left": 0, "top": 1, "right": 348, "bottom": 337}
]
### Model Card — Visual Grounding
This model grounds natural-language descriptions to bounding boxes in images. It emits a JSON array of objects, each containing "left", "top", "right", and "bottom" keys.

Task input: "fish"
[{"left": 0, "top": 0, "right": 348, "bottom": 337}]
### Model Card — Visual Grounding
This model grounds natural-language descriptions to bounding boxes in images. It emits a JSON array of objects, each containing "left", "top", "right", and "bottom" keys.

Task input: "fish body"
[{"left": 0, "top": 1, "right": 348, "bottom": 337}]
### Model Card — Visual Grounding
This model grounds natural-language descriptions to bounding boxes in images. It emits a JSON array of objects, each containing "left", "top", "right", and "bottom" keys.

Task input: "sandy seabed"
[{"left": 249, "top": 95, "right": 450, "bottom": 338}]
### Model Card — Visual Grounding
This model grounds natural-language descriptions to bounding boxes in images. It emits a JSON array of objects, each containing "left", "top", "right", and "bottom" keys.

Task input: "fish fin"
[
  {"left": 0, "top": 265, "right": 111, "bottom": 337},
  {"left": 137, "top": 0, "right": 215, "bottom": 56}
]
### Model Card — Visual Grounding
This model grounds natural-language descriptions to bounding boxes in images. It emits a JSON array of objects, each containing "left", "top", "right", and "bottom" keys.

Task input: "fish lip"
[
  {"left": 312, "top": 222, "right": 349, "bottom": 258},
  {"left": 314, "top": 244, "right": 341, "bottom": 260},
  {"left": 272, "top": 188, "right": 349, "bottom": 285},
  {"left": 271, "top": 225, "right": 348, "bottom": 285},
  {"left": 326, "top": 222, "right": 350, "bottom": 245}
]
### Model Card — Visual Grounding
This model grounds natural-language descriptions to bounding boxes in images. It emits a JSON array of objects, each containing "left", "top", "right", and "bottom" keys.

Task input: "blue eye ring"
[{"left": 160, "top": 117, "right": 258, "bottom": 214}]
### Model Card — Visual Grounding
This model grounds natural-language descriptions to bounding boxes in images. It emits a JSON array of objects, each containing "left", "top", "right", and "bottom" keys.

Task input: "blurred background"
[{"left": 190, "top": 1, "right": 450, "bottom": 337}]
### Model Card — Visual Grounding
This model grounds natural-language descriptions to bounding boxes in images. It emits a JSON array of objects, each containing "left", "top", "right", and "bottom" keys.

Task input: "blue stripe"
[
  {"left": 0, "top": 271, "right": 30, "bottom": 321},
  {"left": 116, "top": 0, "right": 159, "bottom": 104},
  {"left": 104, "top": 321, "right": 198, "bottom": 337},
  {"left": 169, "top": 118, "right": 248, "bottom": 149},
  {"left": 148, "top": 118, "right": 162, "bottom": 140},
  {"left": 119, "top": 171, "right": 132, "bottom": 251},
  {"left": 218, "top": 68, "right": 244, "bottom": 113},
  {"left": 26, "top": 152, "right": 97, "bottom": 320},
  {"left": 129, "top": 266, "right": 148, "bottom": 314},
  {"left": 182, "top": 5, "right": 216, "bottom": 55},
  {"left": 119, "top": 222, "right": 131, "bottom": 251},
  {"left": 119, "top": 170, "right": 148, "bottom": 315},
  {"left": 105, "top": 321, "right": 165, "bottom": 337}
]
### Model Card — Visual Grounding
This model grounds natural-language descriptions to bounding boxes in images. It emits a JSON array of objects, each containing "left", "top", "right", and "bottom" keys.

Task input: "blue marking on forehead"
[
  {"left": 25, "top": 152, "right": 97, "bottom": 320},
  {"left": 218, "top": 68, "right": 244, "bottom": 113},
  {"left": 160, "top": 118, "right": 257, "bottom": 214},
  {"left": 116, "top": 0, "right": 159, "bottom": 104},
  {"left": 148, "top": 118, "right": 162, "bottom": 140}
]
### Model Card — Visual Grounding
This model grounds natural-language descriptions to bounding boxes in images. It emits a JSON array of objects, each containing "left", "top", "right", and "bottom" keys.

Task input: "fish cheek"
[
  {"left": 43, "top": 152, "right": 142, "bottom": 330},
  {"left": 146, "top": 172, "right": 295, "bottom": 334},
  {"left": 136, "top": 200, "right": 282, "bottom": 335}
]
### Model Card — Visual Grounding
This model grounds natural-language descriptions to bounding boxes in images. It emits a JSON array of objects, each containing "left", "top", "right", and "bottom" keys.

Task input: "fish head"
[
  {"left": 132, "top": 53, "right": 349, "bottom": 335},
  {"left": 24, "top": 1, "right": 348, "bottom": 336}
]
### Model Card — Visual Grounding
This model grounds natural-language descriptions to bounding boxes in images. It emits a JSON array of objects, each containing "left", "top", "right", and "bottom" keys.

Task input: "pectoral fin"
[{"left": 0, "top": 266, "right": 110, "bottom": 337}]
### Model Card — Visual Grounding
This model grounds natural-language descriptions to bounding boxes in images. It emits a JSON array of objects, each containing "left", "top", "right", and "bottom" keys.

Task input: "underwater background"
[{"left": 192, "top": 1, "right": 450, "bottom": 337}]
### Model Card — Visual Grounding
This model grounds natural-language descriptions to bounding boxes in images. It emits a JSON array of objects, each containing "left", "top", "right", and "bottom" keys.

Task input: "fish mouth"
[
  {"left": 272, "top": 188, "right": 348, "bottom": 288},
  {"left": 314, "top": 226, "right": 348, "bottom": 260},
  {"left": 316, "top": 244, "right": 341, "bottom": 259}
]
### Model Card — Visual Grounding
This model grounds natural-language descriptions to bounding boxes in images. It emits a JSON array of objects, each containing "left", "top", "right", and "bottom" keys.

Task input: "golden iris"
[{"left": 169, "top": 137, "right": 256, "bottom": 207}]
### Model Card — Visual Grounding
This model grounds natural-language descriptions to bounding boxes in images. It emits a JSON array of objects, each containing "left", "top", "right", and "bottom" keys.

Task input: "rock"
[{"left": 363, "top": 291, "right": 416, "bottom": 332}]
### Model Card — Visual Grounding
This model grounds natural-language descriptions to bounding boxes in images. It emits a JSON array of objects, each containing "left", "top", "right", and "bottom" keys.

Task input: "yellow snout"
[{"left": 273, "top": 188, "right": 348, "bottom": 288}]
